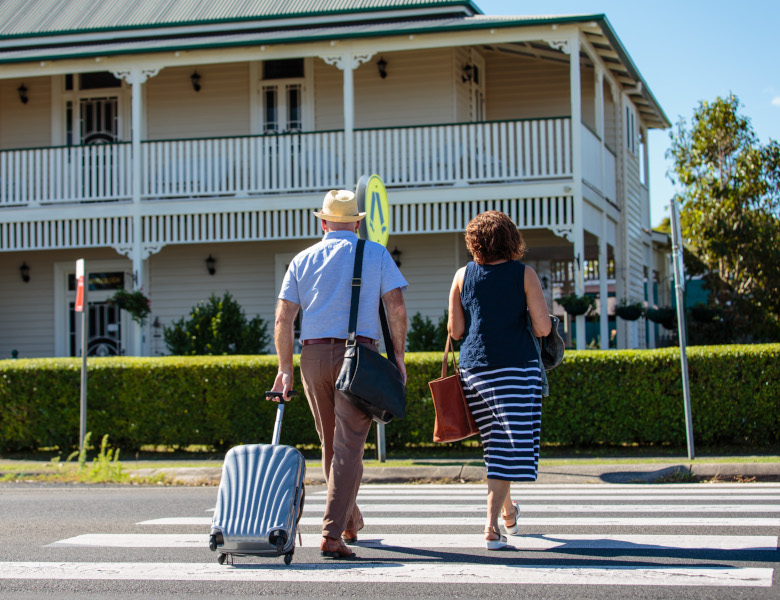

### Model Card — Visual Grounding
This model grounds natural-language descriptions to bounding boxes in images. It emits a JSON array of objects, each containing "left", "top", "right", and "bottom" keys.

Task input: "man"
[{"left": 268, "top": 189, "right": 408, "bottom": 559}]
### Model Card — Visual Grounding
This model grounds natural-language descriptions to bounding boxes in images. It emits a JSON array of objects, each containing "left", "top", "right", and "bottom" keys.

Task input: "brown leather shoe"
[
  {"left": 320, "top": 536, "right": 355, "bottom": 559},
  {"left": 341, "top": 515, "right": 365, "bottom": 544},
  {"left": 341, "top": 529, "right": 359, "bottom": 544}
]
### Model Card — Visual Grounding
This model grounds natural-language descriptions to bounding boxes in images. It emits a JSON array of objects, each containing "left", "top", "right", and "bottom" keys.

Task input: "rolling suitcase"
[{"left": 209, "top": 393, "right": 305, "bottom": 565}]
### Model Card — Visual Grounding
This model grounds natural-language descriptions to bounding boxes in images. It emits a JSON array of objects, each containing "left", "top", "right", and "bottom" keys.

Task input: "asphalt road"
[{"left": 0, "top": 482, "right": 777, "bottom": 599}]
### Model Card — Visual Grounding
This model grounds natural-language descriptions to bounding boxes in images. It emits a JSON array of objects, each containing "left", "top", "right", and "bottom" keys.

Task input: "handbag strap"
[
  {"left": 347, "top": 239, "right": 400, "bottom": 370},
  {"left": 441, "top": 335, "right": 458, "bottom": 378}
]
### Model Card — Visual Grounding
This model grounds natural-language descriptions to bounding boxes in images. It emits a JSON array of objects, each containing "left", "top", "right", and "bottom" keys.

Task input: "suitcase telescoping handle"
[{"left": 265, "top": 391, "right": 297, "bottom": 445}]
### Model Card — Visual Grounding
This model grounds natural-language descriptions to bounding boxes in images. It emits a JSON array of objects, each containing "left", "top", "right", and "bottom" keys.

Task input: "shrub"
[
  {"left": 0, "top": 345, "right": 777, "bottom": 452},
  {"left": 406, "top": 311, "right": 448, "bottom": 352},
  {"left": 164, "top": 292, "right": 270, "bottom": 355},
  {"left": 109, "top": 289, "right": 151, "bottom": 326}
]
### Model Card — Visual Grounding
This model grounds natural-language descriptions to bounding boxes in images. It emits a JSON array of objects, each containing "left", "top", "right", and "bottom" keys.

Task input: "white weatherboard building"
[{"left": 0, "top": 0, "right": 670, "bottom": 358}]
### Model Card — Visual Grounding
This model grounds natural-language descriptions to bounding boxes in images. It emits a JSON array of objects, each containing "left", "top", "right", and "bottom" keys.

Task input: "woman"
[{"left": 448, "top": 211, "right": 552, "bottom": 550}]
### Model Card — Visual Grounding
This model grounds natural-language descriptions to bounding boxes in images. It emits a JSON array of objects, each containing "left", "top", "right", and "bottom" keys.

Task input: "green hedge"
[{"left": 0, "top": 345, "right": 777, "bottom": 452}]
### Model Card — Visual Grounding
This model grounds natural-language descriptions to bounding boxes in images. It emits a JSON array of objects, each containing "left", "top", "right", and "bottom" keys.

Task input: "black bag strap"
[
  {"left": 347, "top": 239, "right": 400, "bottom": 369},
  {"left": 346, "top": 239, "right": 366, "bottom": 346},
  {"left": 379, "top": 300, "right": 399, "bottom": 370}
]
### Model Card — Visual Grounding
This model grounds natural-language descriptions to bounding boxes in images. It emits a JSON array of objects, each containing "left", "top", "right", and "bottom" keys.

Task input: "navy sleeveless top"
[{"left": 458, "top": 260, "right": 537, "bottom": 368}]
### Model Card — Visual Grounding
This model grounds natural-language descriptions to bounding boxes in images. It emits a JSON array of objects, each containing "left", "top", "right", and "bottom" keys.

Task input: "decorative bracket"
[
  {"left": 550, "top": 226, "right": 574, "bottom": 243},
  {"left": 547, "top": 39, "right": 571, "bottom": 55},
  {"left": 112, "top": 245, "right": 133, "bottom": 258},
  {"left": 111, "top": 243, "right": 166, "bottom": 260},
  {"left": 321, "top": 53, "right": 375, "bottom": 71},
  {"left": 609, "top": 81, "right": 621, "bottom": 103},
  {"left": 142, "top": 243, "right": 165, "bottom": 260},
  {"left": 111, "top": 68, "right": 161, "bottom": 86}
]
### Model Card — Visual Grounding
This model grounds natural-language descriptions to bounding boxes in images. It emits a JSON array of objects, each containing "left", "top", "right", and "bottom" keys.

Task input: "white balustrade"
[
  {"left": 355, "top": 118, "right": 571, "bottom": 186},
  {"left": 0, "top": 143, "right": 132, "bottom": 206},
  {"left": 142, "top": 131, "right": 344, "bottom": 199},
  {"left": 0, "top": 119, "right": 575, "bottom": 207}
]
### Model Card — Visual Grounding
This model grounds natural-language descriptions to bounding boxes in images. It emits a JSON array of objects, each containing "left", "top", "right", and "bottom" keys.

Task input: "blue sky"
[{"left": 477, "top": 0, "right": 780, "bottom": 227}]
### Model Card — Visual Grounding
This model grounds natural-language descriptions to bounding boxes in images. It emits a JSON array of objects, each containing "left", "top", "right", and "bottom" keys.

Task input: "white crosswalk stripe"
[
  {"left": 140, "top": 516, "right": 780, "bottom": 527},
  {"left": 0, "top": 562, "right": 772, "bottom": 587},
  {"left": 48, "top": 533, "right": 779, "bottom": 551},
  {"left": 4, "top": 483, "right": 778, "bottom": 589},
  {"left": 302, "top": 503, "right": 780, "bottom": 512}
]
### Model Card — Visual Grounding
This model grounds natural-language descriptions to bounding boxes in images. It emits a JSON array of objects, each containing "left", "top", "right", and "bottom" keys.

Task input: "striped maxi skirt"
[{"left": 460, "top": 361, "right": 543, "bottom": 481}]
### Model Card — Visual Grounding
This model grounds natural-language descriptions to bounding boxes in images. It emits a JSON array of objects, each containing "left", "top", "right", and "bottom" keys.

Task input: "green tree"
[
  {"left": 667, "top": 94, "right": 780, "bottom": 341},
  {"left": 406, "top": 311, "right": 449, "bottom": 351},
  {"left": 164, "top": 292, "right": 270, "bottom": 355}
]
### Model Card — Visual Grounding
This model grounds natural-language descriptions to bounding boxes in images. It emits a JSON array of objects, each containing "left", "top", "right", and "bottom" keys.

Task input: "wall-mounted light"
[
  {"left": 190, "top": 71, "right": 201, "bottom": 92},
  {"left": 377, "top": 56, "right": 388, "bottom": 79},
  {"left": 461, "top": 64, "right": 473, "bottom": 83},
  {"left": 20, "top": 262, "right": 30, "bottom": 283},
  {"left": 152, "top": 316, "right": 161, "bottom": 329},
  {"left": 205, "top": 254, "right": 216, "bottom": 275},
  {"left": 391, "top": 247, "right": 402, "bottom": 268},
  {"left": 17, "top": 83, "right": 28, "bottom": 104}
]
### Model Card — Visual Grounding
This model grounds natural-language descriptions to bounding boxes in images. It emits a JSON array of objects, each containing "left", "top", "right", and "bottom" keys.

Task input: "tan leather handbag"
[{"left": 428, "top": 336, "right": 480, "bottom": 443}]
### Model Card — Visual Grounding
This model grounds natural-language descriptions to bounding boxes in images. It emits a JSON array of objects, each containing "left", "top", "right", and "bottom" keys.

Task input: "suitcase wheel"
[
  {"left": 217, "top": 553, "right": 227, "bottom": 565},
  {"left": 271, "top": 530, "right": 288, "bottom": 554},
  {"left": 208, "top": 535, "right": 217, "bottom": 552},
  {"left": 284, "top": 552, "right": 293, "bottom": 566}
]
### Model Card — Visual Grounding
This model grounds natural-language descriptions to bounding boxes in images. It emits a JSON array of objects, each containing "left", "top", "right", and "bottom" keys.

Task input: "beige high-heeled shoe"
[{"left": 484, "top": 525, "right": 508, "bottom": 550}]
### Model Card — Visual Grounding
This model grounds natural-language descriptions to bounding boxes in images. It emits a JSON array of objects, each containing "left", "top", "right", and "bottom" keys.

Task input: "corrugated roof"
[
  {"left": 0, "top": 5, "right": 668, "bottom": 129},
  {"left": 0, "top": 0, "right": 478, "bottom": 37},
  {"left": 0, "top": 15, "right": 580, "bottom": 60}
]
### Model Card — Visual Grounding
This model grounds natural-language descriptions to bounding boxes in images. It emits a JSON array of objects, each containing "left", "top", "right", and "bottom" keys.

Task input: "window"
[
  {"left": 263, "top": 83, "right": 303, "bottom": 132},
  {"left": 80, "top": 72, "right": 122, "bottom": 90},
  {"left": 263, "top": 59, "right": 304, "bottom": 80},
  {"left": 67, "top": 272, "right": 124, "bottom": 291},
  {"left": 626, "top": 104, "right": 637, "bottom": 154}
]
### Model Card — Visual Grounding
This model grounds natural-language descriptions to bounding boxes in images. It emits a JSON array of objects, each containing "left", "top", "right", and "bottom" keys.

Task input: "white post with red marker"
[{"left": 75, "top": 259, "right": 88, "bottom": 450}]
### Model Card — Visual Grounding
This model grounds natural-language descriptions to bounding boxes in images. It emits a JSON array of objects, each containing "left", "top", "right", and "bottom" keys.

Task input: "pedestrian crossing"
[{"left": 1, "top": 483, "right": 778, "bottom": 590}]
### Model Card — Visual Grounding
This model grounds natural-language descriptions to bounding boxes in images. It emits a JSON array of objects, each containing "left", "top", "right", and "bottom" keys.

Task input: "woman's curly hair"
[{"left": 465, "top": 211, "right": 526, "bottom": 264}]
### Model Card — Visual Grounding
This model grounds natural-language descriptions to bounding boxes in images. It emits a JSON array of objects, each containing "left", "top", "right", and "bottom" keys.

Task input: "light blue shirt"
[{"left": 279, "top": 231, "right": 408, "bottom": 342}]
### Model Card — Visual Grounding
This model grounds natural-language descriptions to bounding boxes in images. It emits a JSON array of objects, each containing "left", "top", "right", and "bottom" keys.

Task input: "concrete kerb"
[{"left": 125, "top": 460, "right": 780, "bottom": 486}]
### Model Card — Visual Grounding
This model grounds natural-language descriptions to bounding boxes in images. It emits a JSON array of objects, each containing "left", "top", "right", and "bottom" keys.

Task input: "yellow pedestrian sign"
[{"left": 356, "top": 174, "right": 390, "bottom": 247}]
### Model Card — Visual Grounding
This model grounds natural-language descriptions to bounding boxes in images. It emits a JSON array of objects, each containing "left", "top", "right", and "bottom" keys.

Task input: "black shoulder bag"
[{"left": 335, "top": 239, "right": 406, "bottom": 424}]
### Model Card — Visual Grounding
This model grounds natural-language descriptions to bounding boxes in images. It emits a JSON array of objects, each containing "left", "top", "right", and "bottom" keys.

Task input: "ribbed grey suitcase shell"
[{"left": 209, "top": 403, "right": 305, "bottom": 565}]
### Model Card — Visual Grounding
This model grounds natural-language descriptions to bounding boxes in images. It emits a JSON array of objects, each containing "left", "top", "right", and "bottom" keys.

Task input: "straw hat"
[{"left": 313, "top": 190, "right": 365, "bottom": 222}]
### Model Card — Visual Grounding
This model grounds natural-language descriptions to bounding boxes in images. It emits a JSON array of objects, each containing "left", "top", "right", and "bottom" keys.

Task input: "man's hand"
[
  {"left": 266, "top": 371, "right": 295, "bottom": 402},
  {"left": 394, "top": 350, "right": 407, "bottom": 385}
]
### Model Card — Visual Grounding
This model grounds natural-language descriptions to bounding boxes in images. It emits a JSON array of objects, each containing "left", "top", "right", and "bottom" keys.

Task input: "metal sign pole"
[
  {"left": 75, "top": 259, "right": 88, "bottom": 450},
  {"left": 670, "top": 200, "right": 694, "bottom": 460}
]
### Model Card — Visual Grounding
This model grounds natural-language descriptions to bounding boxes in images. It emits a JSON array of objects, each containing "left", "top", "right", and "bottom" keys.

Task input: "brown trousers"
[{"left": 299, "top": 341, "right": 374, "bottom": 539}]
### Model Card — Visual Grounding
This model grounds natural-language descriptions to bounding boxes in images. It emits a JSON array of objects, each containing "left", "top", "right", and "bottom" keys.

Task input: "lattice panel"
[
  {"left": 0, "top": 217, "right": 132, "bottom": 251},
  {"left": 391, "top": 197, "right": 573, "bottom": 235},
  {"left": 1, "top": 196, "right": 573, "bottom": 251},
  {"left": 143, "top": 208, "right": 320, "bottom": 244}
]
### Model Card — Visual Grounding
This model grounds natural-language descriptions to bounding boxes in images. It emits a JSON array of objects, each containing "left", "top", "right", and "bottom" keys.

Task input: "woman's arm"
[
  {"left": 447, "top": 267, "right": 467, "bottom": 340},
  {"left": 525, "top": 267, "right": 552, "bottom": 337}
]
